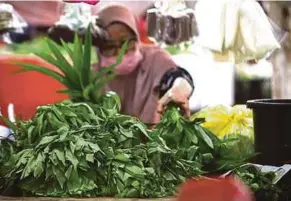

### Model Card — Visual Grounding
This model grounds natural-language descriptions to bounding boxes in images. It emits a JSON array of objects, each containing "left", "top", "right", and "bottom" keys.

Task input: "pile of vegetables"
[
  {"left": 0, "top": 26, "right": 280, "bottom": 199},
  {"left": 232, "top": 165, "right": 281, "bottom": 201},
  {"left": 0, "top": 102, "right": 252, "bottom": 197}
]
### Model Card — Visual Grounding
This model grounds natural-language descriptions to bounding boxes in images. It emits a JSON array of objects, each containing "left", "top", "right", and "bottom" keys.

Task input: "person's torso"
[{"left": 102, "top": 45, "right": 176, "bottom": 123}]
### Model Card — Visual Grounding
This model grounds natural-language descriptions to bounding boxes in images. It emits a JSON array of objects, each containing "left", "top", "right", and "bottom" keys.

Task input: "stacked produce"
[{"left": 0, "top": 26, "right": 281, "bottom": 200}]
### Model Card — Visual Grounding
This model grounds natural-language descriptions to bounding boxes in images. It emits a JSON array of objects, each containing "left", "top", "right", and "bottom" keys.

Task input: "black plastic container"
[{"left": 247, "top": 99, "right": 291, "bottom": 165}]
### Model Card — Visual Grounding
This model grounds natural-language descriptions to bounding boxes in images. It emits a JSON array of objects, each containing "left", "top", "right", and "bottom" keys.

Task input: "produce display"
[{"left": 0, "top": 26, "right": 285, "bottom": 200}]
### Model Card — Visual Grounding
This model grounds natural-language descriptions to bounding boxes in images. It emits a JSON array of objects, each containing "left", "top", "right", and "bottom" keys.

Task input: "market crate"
[{"left": 0, "top": 197, "right": 175, "bottom": 201}]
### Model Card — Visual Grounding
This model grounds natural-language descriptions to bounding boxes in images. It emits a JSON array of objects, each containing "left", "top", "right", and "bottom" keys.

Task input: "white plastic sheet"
[{"left": 194, "top": 0, "right": 283, "bottom": 64}]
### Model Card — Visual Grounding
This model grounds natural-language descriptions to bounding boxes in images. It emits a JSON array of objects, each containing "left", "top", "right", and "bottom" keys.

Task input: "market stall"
[{"left": 1, "top": 1, "right": 291, "bottom": 201}]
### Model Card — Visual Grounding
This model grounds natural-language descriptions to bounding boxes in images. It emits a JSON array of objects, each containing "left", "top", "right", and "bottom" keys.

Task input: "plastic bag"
[
  {"left": 49, "top": 2, "right": 108, "bottom": 45},
  {"left": 265, "top": 17, "right": 288, "bottom": 59},
  {"left": 194, "top": 0, "right": 225, "bottom": 52},
  {"left": 235, "top": 0, "right": 280, "bottom": 63},
  {"left": 56, "top": 2, "right": 92, "bottom": 31},
  {"left": 146, "top": 0, "right": 198, "bottom": 45},
  {"left": 194, "top": 0, "right": 283, "bottom": 64},
  {"left": 0, "top": 3, "right": 28, "bottom": 44},
  {"left": 191, "top": 104, "right": 254, "bottom": 140}
]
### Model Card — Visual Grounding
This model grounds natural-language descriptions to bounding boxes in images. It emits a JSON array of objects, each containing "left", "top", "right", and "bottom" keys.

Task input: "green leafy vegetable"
[
  {"left": 0, "top": 26, "right": 258, "bottom": 199},
  {"left": 233, "top": 165, "right": 281, "bottom": 201},
  {"left": 15, "top": 24, "right": 127, "bottom": 106}
]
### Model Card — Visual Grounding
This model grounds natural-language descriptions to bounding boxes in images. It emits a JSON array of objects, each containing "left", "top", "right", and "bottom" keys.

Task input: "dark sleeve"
[{"left": 158, "top": 67, "right": 194, "bottom": 98}]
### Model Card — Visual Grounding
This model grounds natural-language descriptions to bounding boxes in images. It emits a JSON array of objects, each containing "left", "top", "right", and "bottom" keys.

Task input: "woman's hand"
[{"left": 157, "top": 77, "right": 193, "bottom": 118}]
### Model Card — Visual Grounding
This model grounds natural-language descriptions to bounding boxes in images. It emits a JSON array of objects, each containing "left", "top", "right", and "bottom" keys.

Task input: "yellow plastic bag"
[{"left": 191, "top": 104, "right": 254, "bottom": 140}]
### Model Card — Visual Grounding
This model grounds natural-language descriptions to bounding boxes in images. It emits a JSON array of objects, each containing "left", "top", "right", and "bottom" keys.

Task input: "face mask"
[{"left": 100, "top": 49, "right": 143, "bottom": 75}]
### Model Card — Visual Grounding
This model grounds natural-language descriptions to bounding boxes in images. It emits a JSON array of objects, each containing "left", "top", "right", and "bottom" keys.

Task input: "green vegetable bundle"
[
  {"left": 233, "top": 165, "right": 281, "bottom": 201},
  {"left": 1, "top": 101, "right": 148, "bottom": 197},
  {"left": 0, "top": 102, "right": 255, "bottom": 198},
  {"left": 0, "top": 26, "right": 253, "bottom": 198},
  {"left": 0, "top": 101, "right": 215, "bottom": 197},
  {"left": 0, "top": 139, "right": 15, "bottom": 194},
  {"left": 154, "top": 106, "right": 253, "bottom": 174}
]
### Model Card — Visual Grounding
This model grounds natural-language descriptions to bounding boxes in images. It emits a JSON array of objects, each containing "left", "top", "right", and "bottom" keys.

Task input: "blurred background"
[{"left": 1, "top": 0, "right": 290, "bottom": 112}]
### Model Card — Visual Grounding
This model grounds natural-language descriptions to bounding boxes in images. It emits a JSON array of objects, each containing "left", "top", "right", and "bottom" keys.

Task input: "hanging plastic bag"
[
  {"left": 234, "top": 0, "right": 281, "bottom": 63},
  {"left": 264, "top": 17, "right": 288, "bottom": 59},
  {"left": 48, "top": 1, "right": 93, "bottom": 44},
  {"left": 48, "top": 2, "right": 108, "bottom": 46},
  {"left": 146, "top": 0, "right": 198, "bottom": 45},
  {"left": 0, "top": 3, "right": 28, "bottom": 44},
  {"left": 194, "top": 0, "right": 226, "bottom": 52},
  {"left": 56, "top": 2, "right": 92, "bottom": 31},
  {"left": 194, "top": 0, "right": 283, "bottom": 64}
]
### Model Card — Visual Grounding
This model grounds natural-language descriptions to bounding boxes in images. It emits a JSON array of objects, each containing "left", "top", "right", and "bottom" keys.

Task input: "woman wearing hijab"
[{"left": 93, "top": 4, "right": 194, "bottom": 124}]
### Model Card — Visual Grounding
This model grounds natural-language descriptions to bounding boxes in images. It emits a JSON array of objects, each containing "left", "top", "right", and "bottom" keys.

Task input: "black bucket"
[{"left": 247, "top": 99, "right": 291, "bottom": 165}]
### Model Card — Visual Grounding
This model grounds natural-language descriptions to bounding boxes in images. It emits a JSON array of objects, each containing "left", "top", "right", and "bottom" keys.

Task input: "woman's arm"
[
  {"left": 156, "top": 67, "right": 194, "bottom": 118},
  {"left": 158, "top": 67, "right": 194, "bottom": 98}
]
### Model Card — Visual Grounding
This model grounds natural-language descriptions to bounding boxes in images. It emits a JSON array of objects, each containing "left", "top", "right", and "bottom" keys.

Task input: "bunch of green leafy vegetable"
[
  {"left": 0, "top": 139, "right": 15, "bottom": 194},
  {"left": 0, "top": 104, "right": 249, "bottom": 198},
  {"left": 154, "top": 105, "right": 255, "bottom": 173},
  {"left": 210, "top": 135, "right": 255, "bottom": 173},
  {"left": 16, "top": 26, "right": 125, "bottom": 105},
  {"left": 152, "top": 105, "right": 218, "bottom": 168},
  {"left": 233, "top": 165, "right": 281, "bottom": 201},
  {"left": 1, "top": 100, "right": 150, "bottom": 197},
  {"left": 0, "top": 101, "right": 208, "bottom": 197},
  {"left": 0, "top": 26, "right": 254, "bottom": 198}
]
